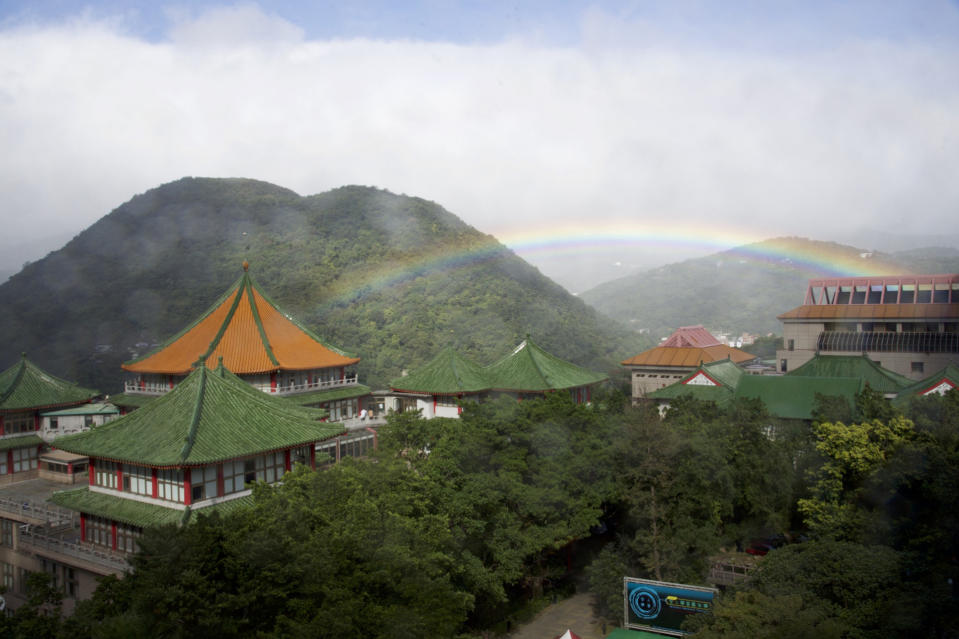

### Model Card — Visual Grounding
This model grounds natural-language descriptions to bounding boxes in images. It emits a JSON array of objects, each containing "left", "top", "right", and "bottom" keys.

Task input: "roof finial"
[{"left": 242, "top": 260, "right": 249, "bottom": 272}]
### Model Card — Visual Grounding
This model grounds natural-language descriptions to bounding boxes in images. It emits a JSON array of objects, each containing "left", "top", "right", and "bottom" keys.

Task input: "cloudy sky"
[{"left": 1, "top": 1, "right": 958, "bottom": 290}]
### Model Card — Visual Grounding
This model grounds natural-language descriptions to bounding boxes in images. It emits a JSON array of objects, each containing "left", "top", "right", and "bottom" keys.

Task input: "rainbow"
[{"left": 316, "top": 228, "right": 908, "bottom": 307}]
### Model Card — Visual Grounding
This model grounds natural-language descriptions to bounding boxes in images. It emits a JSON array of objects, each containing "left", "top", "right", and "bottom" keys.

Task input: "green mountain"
[
  {"left": 0, "top": 178, "right": 648, "bottom": 393},
  {"left": 580, "top": 237, "right": 959, "bottom": 339}
]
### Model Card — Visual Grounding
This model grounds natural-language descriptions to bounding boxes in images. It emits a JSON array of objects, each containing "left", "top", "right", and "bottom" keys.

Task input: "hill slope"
[
  {"left": 0, "top": 178, "right": 649, "bottom": 393},
  {"left": 580, "top": 237, "right": 959, "bottom": 338}
]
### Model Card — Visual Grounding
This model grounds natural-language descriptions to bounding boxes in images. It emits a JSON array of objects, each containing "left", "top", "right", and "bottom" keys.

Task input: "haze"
[{"left": 1, "top": 1, "right": 958, "bottom": 292}]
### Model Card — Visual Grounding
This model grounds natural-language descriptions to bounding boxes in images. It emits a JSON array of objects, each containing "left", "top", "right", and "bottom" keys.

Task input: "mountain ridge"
[{"left": 0, "top": 177, "right": 648, "bottom": 393}]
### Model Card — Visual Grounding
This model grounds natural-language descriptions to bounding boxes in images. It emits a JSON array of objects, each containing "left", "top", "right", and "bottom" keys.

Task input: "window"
[
  {"left": 291, "top": 445, "right": 310, "bottom": 468},
  {"left": 1, "top": 562, "right": 13, "bottom": 591},
  {"left": 4, "top": 413, "right": 34, "bottom": 435},
  {"left": 94, "top": 461, "right": 118, "bottom": 489},
  {"left": 912, "top": 362, "right": 925, "bottom": 374},
  {"left": 123, "top": 465, "right": 152, "bottom": 496},
  {"left": 156, "top": 469, "right": 184, "bottom": 503},
  {"left": 787, "top": 339, "right": 794, "bottom": 351},
  {"left": 49, "top": 417, "right": 59, "bottom": 430},
  {"left": 780, "top": 359, "right": 788, "bottom": 373},
  {"left": 87, "top": 515, "right": 111, "bottom": 548},
  {"left": 116, "top": 523, "right": 140, "bottom": 554},
  {"left": 84, "top": 415, "right": 94, "bottom": 428},
  {"left": 222, "top": 459, "right": 251, "bottom": 495},
  {"left": 12, "top": 446, "right": 38, "bottom": 473},
  {"left": 316, "top": 443, "right": 337, "bottom": 467},
  {"left": 190, "top": 466, "right": 218, "bottom": 502},
  {"left": 255, "top": 452, "right": 286, "bottom": 484},
  {"left": 40, "top": 559, "right": 79, "bottom": 598},
  {"left": 884, "top": 284, "right": 899, "bottom": 304},
  {"left": 340, "top": 435, "right": 374, "bottom": 459},
  {"left": 1, "top": 519, "right": 13, "bottom": 547}
]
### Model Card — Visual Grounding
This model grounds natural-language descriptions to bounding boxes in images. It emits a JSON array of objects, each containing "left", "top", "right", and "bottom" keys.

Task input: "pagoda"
[
  {"left": 51, "top": 361, "right": 344, "bottom": 556},
  {"left": 384, "top": 337, "right": 608, "bottom": 417},
  {"left": 0, "top": 354, "right": 98, "bottom": 485},
  {"left": 119, "top": 263, "right": 369, "bottom": 420}
]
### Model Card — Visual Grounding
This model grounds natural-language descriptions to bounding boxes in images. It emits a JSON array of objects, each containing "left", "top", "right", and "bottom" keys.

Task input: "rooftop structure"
[
  {"left": 621, "top": 326, "right": 758, "bottom": 400},
  {"left": 776, "top": 274, "right": 959, "bottom": 379},
  {"left": 121, "top": 263, "right": 369, "bottom": 421},
  {"left": 384, "top": 338, "right": 608, "bottom": 418}
]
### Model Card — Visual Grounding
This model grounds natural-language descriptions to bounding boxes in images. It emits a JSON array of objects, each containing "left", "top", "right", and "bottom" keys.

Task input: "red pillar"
[
  {"left": 111, "top": 522, "right": 117, "bottom": 551},
  {"left": 0, "top": 415, "right": 4, "bottom": 436},
  {"left": 183, "top": 468, "right": 192, "bottom": 506},
  {"left": 270, "top": 372, "right": 277, "bottom": 393},
  {"left": 151, "top": 468, "right": 158, "bottom": 498},
  {"left": 309, "top": 447, "right": 316, "bottom": 470},
  {"left": 80, "top": 514, "right": 86, "bottom": 542},
  {"left": 34, "top": 413, "right": 40, "bottom": 431},
  {"left": 6, "top": 451, "right": 12, "bottom": 475},
  {"left": 284, "top": 450, "right": 291, "bottom": 472},
  {"left": 340, "top": 367, "right": 345, "bottom": 381},
  {"left": 89, "top": 460, "right": 95, "bottom": 485},
  {"left": 217, "top": 464, "right": 225, "bottom": 498},
  {"left": 116, "top": 463, "right": 124, "bottom": 491}
]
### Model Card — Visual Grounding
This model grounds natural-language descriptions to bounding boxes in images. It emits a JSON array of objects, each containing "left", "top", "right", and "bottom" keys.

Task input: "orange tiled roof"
[
  {"left": 621, "top": 344, "right": 756, "bottom": 368},
  {"left": 778, "top": 303, "right": 959, "bottom": 321},
  {"left": 661, "top": 325, "right": 723, "bottom": 348},
  {"left": 123, "top": 268, "right": 359, "bottom": 375}
]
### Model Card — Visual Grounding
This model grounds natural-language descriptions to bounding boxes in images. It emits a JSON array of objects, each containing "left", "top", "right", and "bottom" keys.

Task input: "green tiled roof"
[
  {"left": 0, "top": 355, "right": 99, "bottom": 413},
  {"left": 786, "top": 354, "right": 911, "bottom": 393},
  {"left": 50, "top": 488, "right": 254, "bottom": 528},
  {"left": 647, "top": 358, "right": 864, "bottom": 420},
  {"left": 42, "top": 403, "right": 119, "bottom": 417},
  {"left": 893, "top": 365, "right": 959, "bottom": 405},
  {"left": 735, "top": 375, "right": 863, "bottom": 420},
  {"left": 646, "top": 359, "right": 742, "bottom": 403},
  {"left": 286, "top": 384, "right": 372, "bottom": 407},
  {"left": 0, "top": 434, "right": 42, "bottom": 452},
  {"left": 484, "top": 337, "right": 608, "bottom": 393},
  {"left": 53, "top": 364, "right": 343, "bottom": 467},
  {"left": 105, "top": 393, "right": 156, "bottom": 409},
  {"left": 390, "top": 347, "right": 491, "bottom": 395}
]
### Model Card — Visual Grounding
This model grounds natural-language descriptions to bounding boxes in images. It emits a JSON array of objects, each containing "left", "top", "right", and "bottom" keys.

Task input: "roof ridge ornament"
[{"left": 242, "top": 260, "right": 249, "bottom": 272}]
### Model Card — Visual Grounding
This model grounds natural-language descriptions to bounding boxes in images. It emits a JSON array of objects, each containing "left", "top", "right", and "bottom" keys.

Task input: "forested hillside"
[
  {"left": 580, "top": 238, "right": 959, "bottom": 338},
  {"left": 0, "top": 178, "right": 647, "bottom": 392}
]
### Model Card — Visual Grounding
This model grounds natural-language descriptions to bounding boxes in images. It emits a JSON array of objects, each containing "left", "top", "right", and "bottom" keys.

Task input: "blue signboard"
[{"left": 623, "top": 577, "right": 716, "bottom": 636}]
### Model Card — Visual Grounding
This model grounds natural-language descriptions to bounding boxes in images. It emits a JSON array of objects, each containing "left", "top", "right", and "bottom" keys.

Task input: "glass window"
[
  {"left": 12, "top": 446, "right": 38, "bottom": 473},
  {"left": 116, "top": 523, "right": 140, "bottom": 554},
  {"left": 1, "top": 562, "right": 13, "bottom": 591},
  {"left": 884, "top": 284, "right": 899, "bottom": 304},
  {"left": 123, "top": 465, "right": 152, "bottom": 496},
  {"left": 87, "top": 515, "right": 112, "bottom": 548},
  {"left": 255, "top": 452, "right": 286, "bottom": 484},
  {"left": 836, "top": 286, "right": 852, "bottom": 304},
  {"left": 1, "top": 519, "right": 13, "bottom": 547},
  {"left": 4, "top": 413, "right": 34, "bottom": 435},
  {"left": 917, "top": 284, "right": 932, "bottom": 303},
  {"left": 156, "top": 469, "right": 184, "bottom": 503},
  {"left": 901, "top": 284, "right": 915, "bottom": 303},
  {"left": 852, "top": 286, "right": 867, "bottom": 304},
  {"left": 911, "top": 362, "right": 924, "bottom": 374},
  {"left": 94, "top": 461, "right": 118, "bottom": 489},
  {"left": 49, "top": 417, "right": 59, "bottom": 430},
  {"left": 868, "top": 285, "right": 882, "bottom": 304},
  {"left": 190, "top": 466, "right": 218, "bottom": 502},
  {"left": 222, "top": 460, "right": 247, "bottom": 495}
]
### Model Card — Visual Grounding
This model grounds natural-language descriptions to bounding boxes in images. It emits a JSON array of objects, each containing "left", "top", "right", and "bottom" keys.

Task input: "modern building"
[
  {"left": 776, "top": 274, "right": 959, "bottom": 379},
  {"left": 621, "top": 326, "right": 758, "bottom": 400},
  {"left": 384, "top": 337, "right": 608, "bottom": 418},
  {"left": 119, "top": 263, "right": 371, "bottom": 421}
]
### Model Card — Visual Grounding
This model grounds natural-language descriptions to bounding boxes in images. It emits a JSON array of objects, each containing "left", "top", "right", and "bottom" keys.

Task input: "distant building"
[
  {"left": 116, "top": 263, "right": 370, "bottom": 421},
  {"left": 39, "top": 403, "right": 119, "bottom": 442},
  {"left": 621, "top": 325, "right": 757, "bottom": 401},
  {"left": 776, "top": 274, "right": 959, "bottom": 379},
  {"left": 383, "top": 337, "right": 608, "bottom": 418}
]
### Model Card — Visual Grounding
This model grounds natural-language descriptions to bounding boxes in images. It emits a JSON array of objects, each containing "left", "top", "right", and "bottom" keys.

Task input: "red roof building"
[{"left": 622, "top": 326, "right": 757, "bottom": 400}]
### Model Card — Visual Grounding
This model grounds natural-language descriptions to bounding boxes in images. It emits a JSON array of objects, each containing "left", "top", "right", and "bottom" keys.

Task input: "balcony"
[
  {"left": 817, "top": 331, "right": 959, "bottom": 354},
  {"left": 123, "top": 373, "right": 360, "bottom": 396},
  {"left": 18, "top": 527, "right": 129, "bottom": 575}
]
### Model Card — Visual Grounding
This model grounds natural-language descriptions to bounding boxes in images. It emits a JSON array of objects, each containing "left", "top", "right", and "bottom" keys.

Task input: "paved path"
[{"left": 507, "top": 592, "right": 611, "bottom": 639}]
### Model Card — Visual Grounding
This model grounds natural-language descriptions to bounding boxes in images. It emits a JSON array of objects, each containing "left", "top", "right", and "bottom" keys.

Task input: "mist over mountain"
[
  {"left": 580, "top": 237, "right": 959, "bottom": 339},
  {"left": 0, "top": 178, "right": 648, "bottom": 394}
]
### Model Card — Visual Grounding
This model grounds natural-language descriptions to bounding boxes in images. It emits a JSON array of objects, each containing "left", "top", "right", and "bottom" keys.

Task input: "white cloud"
[{"left": 1, "top": 2, "right": 958, "bottom": 286}]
